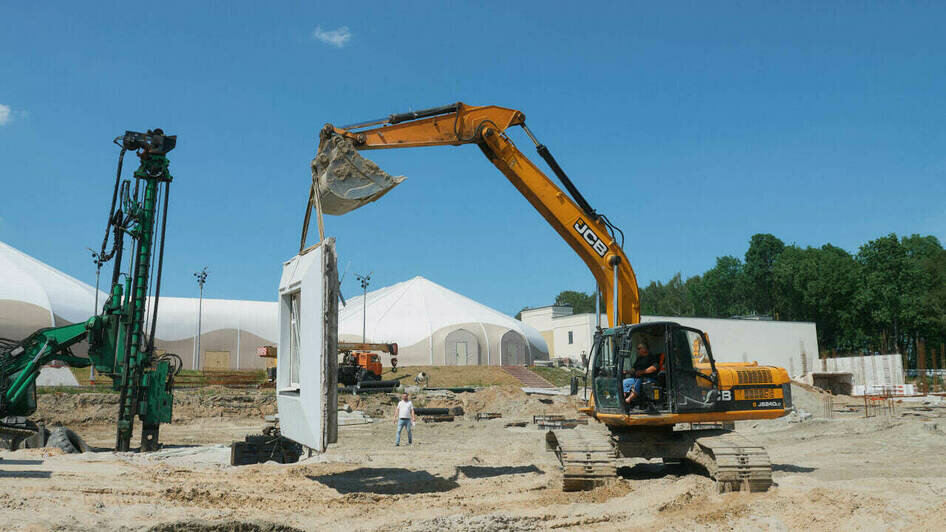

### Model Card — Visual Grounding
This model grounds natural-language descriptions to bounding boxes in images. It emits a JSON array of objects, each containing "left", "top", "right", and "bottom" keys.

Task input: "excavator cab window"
[
  {"left": 622, "top": 325, "right": 670, "bottom": 411},
  {"left": 668, "top": 326, "right": 719, "bottom": 413},
  {"left": 591, "top": 334, "right": 622, "bottom": 413}
]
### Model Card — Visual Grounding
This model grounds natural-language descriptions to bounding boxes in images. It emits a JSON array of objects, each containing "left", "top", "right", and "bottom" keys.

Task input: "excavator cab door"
[
  {"left": 589, "top": 333, "right": 623, "bottom": 415},
  {"left": 668, "top": 325, "right": 719, "bottom": 413}
]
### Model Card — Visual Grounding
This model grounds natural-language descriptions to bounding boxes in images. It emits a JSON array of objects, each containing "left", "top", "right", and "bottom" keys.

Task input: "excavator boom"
[{"left": 303, "top": 102, "right": 640, "bottom": 327}]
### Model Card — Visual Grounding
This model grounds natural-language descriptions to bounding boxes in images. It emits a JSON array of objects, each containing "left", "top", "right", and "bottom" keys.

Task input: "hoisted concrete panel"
[
  {"left": 277, "top": 238, "right": 338, "bottom": 452},
  {"left": 445, "top": 328, "right": 479, "bottom": 366}
]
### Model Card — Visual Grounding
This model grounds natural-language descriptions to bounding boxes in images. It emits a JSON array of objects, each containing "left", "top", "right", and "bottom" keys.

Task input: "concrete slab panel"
[{"left": 276, "top": 239, "right": 338, "bottom": 452}]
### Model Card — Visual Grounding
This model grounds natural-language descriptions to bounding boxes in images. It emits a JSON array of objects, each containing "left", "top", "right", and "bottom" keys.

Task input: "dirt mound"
[
  {"left": 790, "top": 382, "right": 833, "bottom": 416},
  {"left": 339, "top": 386, "right": 580, "bottom": 420},
  {"left": 427, "top": 386, "right": 578, "bottom": 418},
  {"left": 35, "top": 390, "right": 276, "bottom": 426}
]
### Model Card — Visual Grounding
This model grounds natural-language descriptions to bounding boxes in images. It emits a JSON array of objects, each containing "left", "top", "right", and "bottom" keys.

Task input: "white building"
[{"left": 521, "top": 305, "right": 819, "bottom": 376}]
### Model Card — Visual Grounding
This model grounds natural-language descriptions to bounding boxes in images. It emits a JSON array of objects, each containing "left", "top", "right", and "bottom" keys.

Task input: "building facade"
[{"left": 521, "top": 305, "right": 820, "bottom": 376}]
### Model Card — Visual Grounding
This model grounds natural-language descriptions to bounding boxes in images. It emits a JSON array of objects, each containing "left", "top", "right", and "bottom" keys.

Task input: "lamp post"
[
  {"left": 193, "top": 267, "right": 209, "bottom": 370},
  {"left": 355, "top": 272, "right": 371, "bottom": 343},
  {"left": 88, "top": 248, "right": 106, "bottom": 384}
]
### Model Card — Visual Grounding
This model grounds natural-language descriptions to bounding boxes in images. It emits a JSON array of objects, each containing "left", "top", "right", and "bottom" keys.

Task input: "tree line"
[
  {"left": 520, "top": 233, "right": 945, "bottom": 367},
  {"left": 638, "top": 233, "right": 945, "bottom": 365}
]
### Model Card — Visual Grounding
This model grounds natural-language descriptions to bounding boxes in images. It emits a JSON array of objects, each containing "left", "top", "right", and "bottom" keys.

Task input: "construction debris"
[
  {"left": 230, "top": 425, "right": 302, "bottom": 466},
  {"left": 421, "top": 415, "right": 455, "bottom": 423},
  {"left": 338, "top": 410, "right": 374, "bottom": 426},
  {"left": 532, "top": 414, "right": 588, "bottom": 429}
]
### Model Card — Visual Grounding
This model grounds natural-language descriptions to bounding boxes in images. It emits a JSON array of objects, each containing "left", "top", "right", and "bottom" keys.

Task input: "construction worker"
[
  {"left": 394, "top": 392, "right": 416, "bottom": 446},
  {"left": 624, "top": 343, "right": 658, "bottom": 405}
]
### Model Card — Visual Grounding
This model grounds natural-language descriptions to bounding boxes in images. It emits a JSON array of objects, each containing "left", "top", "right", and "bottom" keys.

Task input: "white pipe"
[
  {"left": 595, "top": 282, "right": 600, "bottom": 329},
  {"left": 612, "top": 262, "right": 619, "bottom": 327}
]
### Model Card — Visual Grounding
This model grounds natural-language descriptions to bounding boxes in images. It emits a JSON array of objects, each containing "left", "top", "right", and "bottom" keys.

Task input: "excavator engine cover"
[{"left": 311, "top": 133, "right": 405, "bottom": 215}]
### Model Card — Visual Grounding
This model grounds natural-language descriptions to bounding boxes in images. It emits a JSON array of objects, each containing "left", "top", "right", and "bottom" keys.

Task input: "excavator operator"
[{"left": 623, "top": 343, "right": 659, "bottom": 406}]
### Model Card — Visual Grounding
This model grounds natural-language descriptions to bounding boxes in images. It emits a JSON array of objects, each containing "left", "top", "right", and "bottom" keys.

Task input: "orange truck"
[{"left": 337, "top": 342, "right": 398, "bottom": 386}]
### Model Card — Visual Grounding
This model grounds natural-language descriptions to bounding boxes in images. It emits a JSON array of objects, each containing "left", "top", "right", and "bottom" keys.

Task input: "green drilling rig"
[{"left": 0, "top": 129, "right": 180, "bottom": 452}]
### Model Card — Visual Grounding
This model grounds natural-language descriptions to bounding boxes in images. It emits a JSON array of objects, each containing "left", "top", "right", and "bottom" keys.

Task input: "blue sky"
[{"left": 1, "top": 2, "right": 944, "bottom": 316}]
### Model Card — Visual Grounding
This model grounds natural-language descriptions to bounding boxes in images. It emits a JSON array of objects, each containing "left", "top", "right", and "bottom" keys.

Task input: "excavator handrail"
[{"left": 316, "top": 102, "right": 640, "bottom": 327}]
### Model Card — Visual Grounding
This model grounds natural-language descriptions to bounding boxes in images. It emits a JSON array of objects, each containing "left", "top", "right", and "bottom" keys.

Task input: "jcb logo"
[{"left": 573, "top": 219, "right": 608, "bottom": 257}]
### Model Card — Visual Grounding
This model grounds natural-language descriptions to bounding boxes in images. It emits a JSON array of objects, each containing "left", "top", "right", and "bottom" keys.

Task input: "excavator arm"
[{"left": 303, "top": 102, "right": 640, "bottom": 327}]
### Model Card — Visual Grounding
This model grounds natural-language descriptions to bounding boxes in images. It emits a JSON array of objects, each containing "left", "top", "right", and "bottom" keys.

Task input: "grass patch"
[
  {"left": 37, "top": 385, "right": 117, "bottom": 395},
  {"left": 69, "top": 366, "right": 114, "bottom": 386},
  {"left": 530, "top": 366, "right": 586, "bottom": 387}
]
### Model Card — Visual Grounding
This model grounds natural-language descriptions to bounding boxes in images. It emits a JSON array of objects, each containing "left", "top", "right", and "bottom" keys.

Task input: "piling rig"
[{"left": 0, "top": 129, "right": 180, "bottom": 452}]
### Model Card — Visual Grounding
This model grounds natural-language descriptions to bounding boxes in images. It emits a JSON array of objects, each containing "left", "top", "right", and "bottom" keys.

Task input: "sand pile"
[{"left": 35, "top": 389, "right": 276, "bottom": 426}]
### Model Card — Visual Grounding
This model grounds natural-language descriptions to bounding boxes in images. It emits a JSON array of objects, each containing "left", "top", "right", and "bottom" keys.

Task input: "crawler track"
[
  {"left": 546, "top": 429, "right": 616, "bottom": 491},
  {"left": 688, "top": 431, "right": 773, "bottom": 492},
  {"left": 547, "top": 427, "right": 774, "bottom": 492}
]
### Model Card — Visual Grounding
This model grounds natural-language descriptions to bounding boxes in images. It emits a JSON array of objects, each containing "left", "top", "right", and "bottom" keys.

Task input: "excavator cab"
[{"left": 589, "top": 322, "right": 720, "bottom": 416}]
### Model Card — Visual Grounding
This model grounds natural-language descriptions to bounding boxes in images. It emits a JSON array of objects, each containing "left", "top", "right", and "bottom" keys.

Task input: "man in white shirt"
[{"left": 394, "top": 392, "right": 416, "bottom": 446}]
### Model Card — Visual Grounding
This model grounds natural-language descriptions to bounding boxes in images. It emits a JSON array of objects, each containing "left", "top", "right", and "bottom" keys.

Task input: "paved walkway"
[{"left": 502, "top": 366, "right": 554, "bottom": 388}]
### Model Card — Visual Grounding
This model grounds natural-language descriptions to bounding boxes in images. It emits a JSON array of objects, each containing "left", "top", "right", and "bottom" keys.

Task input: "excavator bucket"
[{"left": 311, "top": 133, "right": 405, "bottom": 215}]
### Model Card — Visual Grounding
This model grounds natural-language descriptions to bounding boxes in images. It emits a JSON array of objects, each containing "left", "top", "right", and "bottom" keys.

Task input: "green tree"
[
  {"left": 743, "top": 233, "right": 785, "bottom": 317},
  {"left": 640, "top": 273, "right": 696, "bottom": 316},
  {"left": 855, "top": 234, "right": 925, "bottom": 355},
  {"left": 690, "top": 256, "right": 747, "bottom": 318},
  {"left": 901, "top": 235, "right": 946, "bottom": 352},
  {"left": 553, "top": 290, "right": 603, "bottom": 314},
  {"left": 772, "top": 244, "right": 861, "bottom": 349}
]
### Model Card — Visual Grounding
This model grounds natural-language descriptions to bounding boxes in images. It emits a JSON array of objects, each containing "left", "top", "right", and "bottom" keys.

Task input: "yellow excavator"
[{"left": 305, "top": 103, "right": 792, "bottom": 492}]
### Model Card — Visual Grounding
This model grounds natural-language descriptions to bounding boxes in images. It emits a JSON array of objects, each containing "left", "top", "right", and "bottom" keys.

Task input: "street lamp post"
[
  {"left": 88, "top": 248, "right": 106, "bottom": 384},
  {"left": 193, "top": 267, "right": 209, "bottom": 370},
  {"left": 355, "top": 273, "right": 371, "bottom": 343}
]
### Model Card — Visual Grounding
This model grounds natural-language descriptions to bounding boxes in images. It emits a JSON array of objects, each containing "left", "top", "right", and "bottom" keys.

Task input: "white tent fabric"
[
  {"left": 36, "top": 366, "right": 80, "bottom": 386},
  {"left": 1, "top": 241, "right": 547, "bottom": 369},
  {"left": 0, "top": 240, "right": 105, "bottom": 327},
  {"left": 0, "top": 240, "right": 276, "bottom": 369},
  {"left": 339, "top": 276, "right": 548, "bottom": 366}
]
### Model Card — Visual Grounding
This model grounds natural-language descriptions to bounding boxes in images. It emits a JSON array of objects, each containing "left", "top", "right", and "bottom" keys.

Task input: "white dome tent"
[
  {"left": 0, "top": 240, "right": 276, "bottom": 370},
  {"left": 339, "top": 276, "right": 548, "bottom": 366},
  {"left": 1, "top": 241, "right": 547, "bottom": 369},
  {"left": 0, "top": 240, "right": 104, "bottom": 344}
]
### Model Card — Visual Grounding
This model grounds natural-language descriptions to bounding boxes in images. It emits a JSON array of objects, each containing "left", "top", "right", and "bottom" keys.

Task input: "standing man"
[{"left": 394, "top": 392, "right": 416, "bottom": 446}]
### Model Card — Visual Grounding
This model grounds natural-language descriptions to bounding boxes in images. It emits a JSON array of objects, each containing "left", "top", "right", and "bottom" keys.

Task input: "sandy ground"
[{"left": 2, "top": 385, "right": 946, "bottom": 531}]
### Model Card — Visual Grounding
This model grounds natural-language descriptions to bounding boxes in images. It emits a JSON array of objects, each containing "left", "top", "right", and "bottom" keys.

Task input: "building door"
[
  {"left": 501, "top": 330, "right": 527, "bottom": 365},
  {"left": 455, "top": 342, "right": 468, "bottom": 366},
  {"left": 445, "top": 329, "right": 479, "bottom": 366},
  {"left": 204, "top": 350, "right": 230, "bottom": 370}
]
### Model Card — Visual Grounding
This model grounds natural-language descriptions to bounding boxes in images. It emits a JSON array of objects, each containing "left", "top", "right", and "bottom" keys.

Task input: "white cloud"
[
  {"left": 312, "top": 25, "right": 352, "bottom": 48},
  {"left": 0, "top": 104, "right": 11, "bottom": 126}
]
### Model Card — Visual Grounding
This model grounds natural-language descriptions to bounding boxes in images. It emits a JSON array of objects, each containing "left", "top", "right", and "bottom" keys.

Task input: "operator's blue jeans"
[
  {"left": 396, "top": 418, "right": 412, "bottom": 445},
  {"left": 623, "top": 376, "right": 654, "bottom": 396}
]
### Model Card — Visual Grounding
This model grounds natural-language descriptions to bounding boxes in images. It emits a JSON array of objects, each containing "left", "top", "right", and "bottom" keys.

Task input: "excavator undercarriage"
[{"left": 546, "top": 424, "right": 773, "bottom": 492}]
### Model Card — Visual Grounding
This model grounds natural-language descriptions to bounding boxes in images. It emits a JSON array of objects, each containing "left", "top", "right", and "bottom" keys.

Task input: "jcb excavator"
[{"left": 305, "top": 103, "right": 793, "bottom": 492}]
